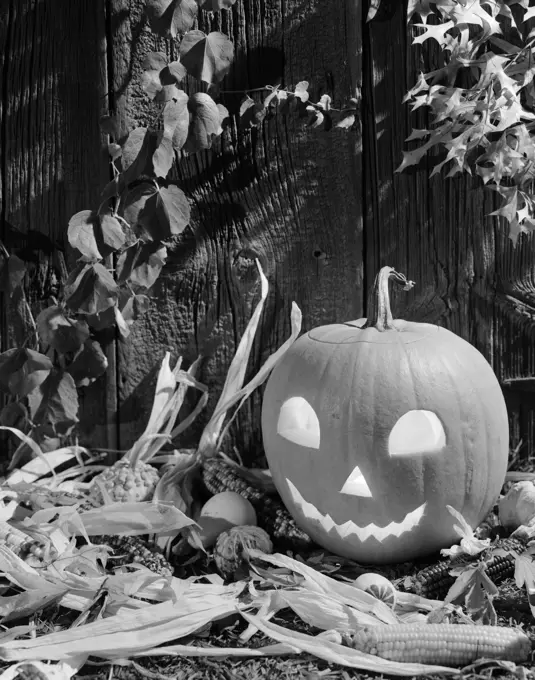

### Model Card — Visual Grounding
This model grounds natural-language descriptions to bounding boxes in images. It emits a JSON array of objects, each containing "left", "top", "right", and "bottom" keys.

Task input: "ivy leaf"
[
  {"left": 101, "top": 129, "right": 158, "bottom": 202},
  {"left": 153, "top": 186, "right": 191, "bottom": 239},
  {"left": 117, "top": 241, "right": 168, "bottom": 289},
  {"left": 183, "top": 92, "right": 221, "bottom": 152},
  {"left": 179, "top": 30, "right": 234, "bottom": 84},
  {"left": 153, "top": 93, "right": 189, "bottom": 176},
  {"left": 122, "top": 128, "right": 158, "bottom": 182},
  {"left": 121, "top": 293, "right": 151, "bottom": 323},
  {"left": 36, "top": 306, "right": 90, "bottom": 354},
  {"left": 0, "top": 348, "right": 52, "bottom": 397},
  {"left": 31, "top": 369, "right": 79, "bottom": 432},
  {"left": 306, "top": 106, "right": 324, "bottom": 128},
  {"left": 67, "top": 340, "right": 108, "bottom": 387},
  {"left": 122, "top": 183, "right": 189, "bottom": 241},
  {"left": 336, "top": 111, "right": 356, "bottom": 129},
  {"left": 108, "top": 143, "right": 122, "bottom": 160},
  {"left": 64, "top": 263, "right": 119, "bottom": 315},
  {"left": 122, "top": 182, "right": 157, "bottom": 232},
  {"left": 141, "top": 52, "right": 174, "bottom": 101},
  {"left": 294, "top": 81, "right": 310, "bottom": 103},
  {"left": 240, "top": 96, "right": 266, "bottom": 129},
  {"left": 167, "top": 60, "right": 187, "bottom": 84},
  {"left": 68, "top": 211, "right": 102, "bottom": 262},
  {"left": 122, "top": 128, "right": 149, "bottom": 170},
  {"left": 146, "top": 0, "right": 198, "bottom": 37},
  {"left": 0, "top": 252, "right": 26, "bottom": 295},
  {"left": 98, "top": 214, "right": 127, "bottom": 255},
  {"left": 197, "top": 0, "right": 237, "bottom": 9},
  {"left": 217, "top": 104, "right": 229, "bottom": 131}
]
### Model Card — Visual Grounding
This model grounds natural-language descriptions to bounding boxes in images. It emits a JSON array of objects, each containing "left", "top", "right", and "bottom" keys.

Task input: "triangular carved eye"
[
  {"left": 277, "top": 396, "right": 320, "bottom": 449},
  {"left": 389, "top": 410, "right": 446, "bottom": 456},
  {"left": 340, "top": 466, "right": 372, "bottom": 497}
]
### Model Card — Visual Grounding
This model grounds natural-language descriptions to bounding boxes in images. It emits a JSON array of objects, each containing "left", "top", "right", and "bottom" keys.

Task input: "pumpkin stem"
[{"left": 363, "top": 266, "right": 415, "bottom": 331}]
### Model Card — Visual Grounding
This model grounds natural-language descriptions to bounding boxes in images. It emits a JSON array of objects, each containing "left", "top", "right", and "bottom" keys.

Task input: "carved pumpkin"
[{"left": 261, "top": 267, "right": 509, "bottom": 564}]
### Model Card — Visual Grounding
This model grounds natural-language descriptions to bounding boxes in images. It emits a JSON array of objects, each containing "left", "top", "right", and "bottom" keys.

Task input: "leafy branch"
[{"left": 399, "top": 0, "right": 535, "bottom": 243}]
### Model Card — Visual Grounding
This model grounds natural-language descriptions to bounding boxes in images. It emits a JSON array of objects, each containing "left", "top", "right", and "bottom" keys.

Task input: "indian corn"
[
  {"left": 350, "top": 623, "right": 531, "bottom": 665},
  {"left": 92, "top": 534, "right": 173, "bottom": 577},
  {"left": 413, "top": 536, "right": 527, "bottom": 599},
  {"left": 0, "top": 521, "right": 57, "bottom": 567},
  {"left": 87, "top": 460, "right": 160, "bottom": 507},
  {"left": 202, "top": 457, "right": 313, "bottom": 548}
]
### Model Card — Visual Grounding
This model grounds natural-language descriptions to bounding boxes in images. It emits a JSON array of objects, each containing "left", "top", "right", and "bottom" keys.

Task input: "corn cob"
[
  {"left": 350, "top": 623, "right": 531, "bottom": 665},
  {"left": 202, "top": 458, "right": 313, "bottom": 549},
  {"left": 92, "top": 534, "right": 173, "bottom": 577},
  {"left": 0, "top": 521, "right": 57, "bottom": 567},
  {"left": 87, "top": 460, "right": 160, "bottom": 507},
  {"left": 413, "top": 536, "right": 527, "bottom": 599}
]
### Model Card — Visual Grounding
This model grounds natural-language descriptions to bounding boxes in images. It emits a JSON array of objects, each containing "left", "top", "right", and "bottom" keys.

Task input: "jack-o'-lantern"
[{"left": 261, "top": 267, "right": 509, "bottom": 564}]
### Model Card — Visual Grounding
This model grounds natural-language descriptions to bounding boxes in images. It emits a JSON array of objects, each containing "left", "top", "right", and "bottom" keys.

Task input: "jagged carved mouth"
[{"left": 286, "top": 479, "right": 427, "bottom": 543}]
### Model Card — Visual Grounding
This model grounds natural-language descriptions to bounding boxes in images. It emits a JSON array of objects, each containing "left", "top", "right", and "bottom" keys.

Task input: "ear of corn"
[
  {"left": 350, "top": 623, "right": 531, "bottom": 665},
  {"left": 0, "top": 521, "right": 57, "bottom": 567},
  {"left": 91, "top": 534, "right": 173, "bottom": 577},
  {"left": 413, "top": 536, "right": 527, "bottom": 599},
  {"left": 202, "top": 458, "right": 313, "bottom": 549},
  {"left": 87, "top": 460, "right": 160, "bottom": 507}
]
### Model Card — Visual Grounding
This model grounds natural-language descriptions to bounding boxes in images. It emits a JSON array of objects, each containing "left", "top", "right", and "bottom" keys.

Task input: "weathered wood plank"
[
  {"left": 0, "top": 0, "right": 116, "bottom": 449},
  {"left": 110, "top": 0, "right": 364, "bottom": 461}
]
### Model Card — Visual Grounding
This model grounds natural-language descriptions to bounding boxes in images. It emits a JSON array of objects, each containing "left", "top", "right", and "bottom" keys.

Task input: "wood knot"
[{"left": 232, "top": 248, "right": 265, "bottom": 286}]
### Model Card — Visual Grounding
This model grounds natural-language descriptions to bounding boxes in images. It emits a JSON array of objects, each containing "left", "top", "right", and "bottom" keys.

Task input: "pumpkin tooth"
[{"left": 286, "top": 479, "right": 427, "bottom": 542}]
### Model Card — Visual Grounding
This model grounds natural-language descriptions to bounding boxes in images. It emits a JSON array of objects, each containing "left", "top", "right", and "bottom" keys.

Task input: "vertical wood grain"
[
  {"left": 111, "top": 0, "right": 364, "bottom": 461},
  {"left": 0, "top": 0, "right": 116, "bottom": 449}
]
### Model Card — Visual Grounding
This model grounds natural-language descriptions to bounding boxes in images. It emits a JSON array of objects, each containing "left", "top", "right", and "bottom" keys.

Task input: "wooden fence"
[{"left": 1, "top": 0, "right": 534, "bottom": 464}]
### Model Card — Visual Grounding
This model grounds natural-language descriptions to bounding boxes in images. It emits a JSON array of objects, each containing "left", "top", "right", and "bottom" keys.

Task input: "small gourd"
[
  {"left": 214, "top": 525, "right": 273, "bottom": 580},
  {"left": 499, "top": 481, "right": 535, "bottom": 531},
  {"left": 353, "top": 572, "right": 396, "bottom": 608},
  {"left": 197, "top": 491, "right": 257, "bottom": 548}
]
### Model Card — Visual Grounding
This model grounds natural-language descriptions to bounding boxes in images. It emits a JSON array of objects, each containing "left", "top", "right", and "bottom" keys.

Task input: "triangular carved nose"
[{"left": 340, "top": 465, "right": 372, "bottom": 497}]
